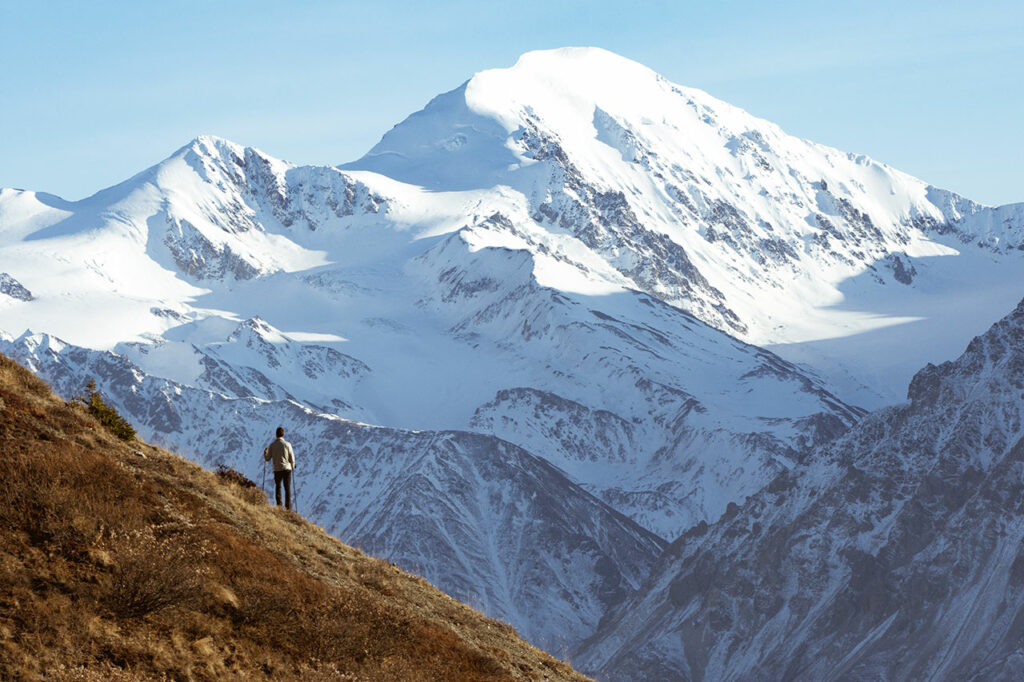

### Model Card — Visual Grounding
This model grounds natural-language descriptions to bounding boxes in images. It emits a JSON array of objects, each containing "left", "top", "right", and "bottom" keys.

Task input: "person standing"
[{"left": 263, "top": 426, "right": 296, "bottom": 510}]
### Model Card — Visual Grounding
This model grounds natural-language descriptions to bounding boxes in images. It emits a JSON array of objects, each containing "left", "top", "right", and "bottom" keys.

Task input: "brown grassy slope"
[{"left": 0, "top": 353, "right": 592, "bottom": 681}]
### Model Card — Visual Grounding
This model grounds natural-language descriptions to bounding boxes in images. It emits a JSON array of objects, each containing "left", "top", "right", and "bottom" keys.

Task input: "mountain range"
[{"left": 1, "top": 47, "right": 1022, "bottom": 677}]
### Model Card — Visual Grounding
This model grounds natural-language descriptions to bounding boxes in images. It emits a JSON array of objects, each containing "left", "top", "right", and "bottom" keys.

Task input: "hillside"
[{"left": 0, "top": 352, "right": 589, "bottom": 681}]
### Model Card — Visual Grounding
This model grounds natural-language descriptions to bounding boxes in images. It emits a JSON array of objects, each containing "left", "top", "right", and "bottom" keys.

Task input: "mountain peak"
[
  {"left": 505, "top": 46, "right": 653, "bottom": 74},
  {"left": 228, "top": 316, "right": 290, "bottom": 345},
  {"left": 464, "top": 45, "right": 677, "bottom": 126},
  {"left": 166, "top": 135, "right": 290, "bottom": 179},
  {"left": 180, "top": 134, "right": 245, "bottom": 158},
  {"left": 344, "top": 46, "right": 762, "bottom": 192}
]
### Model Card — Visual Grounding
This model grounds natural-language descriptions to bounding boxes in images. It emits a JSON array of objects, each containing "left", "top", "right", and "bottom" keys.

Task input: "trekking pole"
[
  {"left": 262, "top": 452, "right": 267, "bottom": 500},
  {"left": 293, "top": 467, "right": 298, "bottom": 514}
]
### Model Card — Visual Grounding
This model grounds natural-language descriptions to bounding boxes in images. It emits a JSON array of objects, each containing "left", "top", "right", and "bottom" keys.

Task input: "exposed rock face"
[
  {"left": 163, "top": 216, "right": 261, "bottom": 280},
  {"left": 472, "top": 387, "right": 638, "bottom": 465},
  {"left": 0, "top": 273, "right": 32, "bottom": 301},
  {"left": 515, "top": 115, "right": 746, "bottom": 336},
  {"left": 578, "top": 298, "right": 1024, "bottom": 681},
  {"left": 888, "top": 252, "right": 917, "bottom": 284}
]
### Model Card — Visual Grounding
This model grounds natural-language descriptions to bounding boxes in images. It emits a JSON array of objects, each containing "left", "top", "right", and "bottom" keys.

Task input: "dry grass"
[
  {"left": 0, "top": 353, "right": 591, "bottom": 681},
  {"left": 105, "top": 529, "right": 207, "bottom": 618}
]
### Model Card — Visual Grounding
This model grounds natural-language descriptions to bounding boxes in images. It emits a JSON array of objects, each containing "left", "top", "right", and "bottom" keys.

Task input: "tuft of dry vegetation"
[
  {"left": 0, "top": 353, "right": 591, "bottom": 681},
  {"left": 105, "top": 529, "right": 207, "bottom": 619},
  {"left": 215, "top": 463, "right": 264, "bottom": 505}
]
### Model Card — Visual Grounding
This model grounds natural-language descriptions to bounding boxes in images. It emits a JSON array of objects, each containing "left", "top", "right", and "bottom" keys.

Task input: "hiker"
[{"left": 263, "top": 426, "right": 296, "bottom": 510}]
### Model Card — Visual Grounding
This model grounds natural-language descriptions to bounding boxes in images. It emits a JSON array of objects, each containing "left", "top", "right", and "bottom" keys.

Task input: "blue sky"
[{"left": 2, "top": 0, "right": 1021, "bottom": 205}]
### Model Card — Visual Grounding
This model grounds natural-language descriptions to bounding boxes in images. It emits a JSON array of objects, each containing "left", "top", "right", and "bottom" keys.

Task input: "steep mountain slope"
[
  {"left": 0, "top": 351, "right": 588, "bottom": 681},
  {"left": 577, "top": 297, "right": 1024, "bottom": 680}
]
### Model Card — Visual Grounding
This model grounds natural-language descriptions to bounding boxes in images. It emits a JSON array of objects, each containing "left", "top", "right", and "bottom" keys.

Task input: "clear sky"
[{"left": 2, "top": 0, "right": 1021, "bottom": 205}]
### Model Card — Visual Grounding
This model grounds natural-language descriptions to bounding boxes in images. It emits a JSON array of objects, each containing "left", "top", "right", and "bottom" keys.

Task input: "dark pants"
[{"left": 274, "top": 469, "right": 292, "bottom": 510}]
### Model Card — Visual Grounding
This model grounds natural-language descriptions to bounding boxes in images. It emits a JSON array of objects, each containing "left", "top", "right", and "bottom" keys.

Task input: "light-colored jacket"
[{"left": 264, "top": 437, "right": 295, "bottom": 472}]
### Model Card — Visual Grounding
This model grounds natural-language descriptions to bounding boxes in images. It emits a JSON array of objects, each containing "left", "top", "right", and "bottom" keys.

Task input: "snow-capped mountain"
[
  {"left": 1, "top": 46, "right": 1022, "bottom": 664},
  {"left": 346, "top": 47, "right": 1024, "bottom": 407},
  {"left": 578, "top": 296, "right": 1024, "bottom": 680}
]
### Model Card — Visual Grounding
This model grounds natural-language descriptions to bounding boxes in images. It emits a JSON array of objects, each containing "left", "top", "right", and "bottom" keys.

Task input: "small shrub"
[
  {"left": 105, "top": 530, "right": 206, "bottom": 618},
  {"left": 215, "top": 464, "right": 265, "bottom": 505},
  {"left": 215, "top": 464, "right": 257, "bottom": 488},
  {"left": 79, "top": 379, "right": 135, "bottom": 441}
]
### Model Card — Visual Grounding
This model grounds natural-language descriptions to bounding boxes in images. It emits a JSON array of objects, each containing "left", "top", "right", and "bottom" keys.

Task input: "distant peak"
[
  {"left": 228, "top": 316, "right": 290, "bottom": 345},
  {"left": 191, "top": 134, "right": 240, "bottom": 149},
  {"left": 153, "top": 135, "right": 249, "bottom": 173},
  {"left": 475, "top": 46, "right": 660, "bottom": 89},
  {"left": 14, "top": 329, "right": 66, "bottom": 354},
  {"left": 179, "top": 134, "right": 245, "bottom": 159},
  {"left": 159, "top": 135, "right": 292, "bottom": 185},
  {"left": 241, "top": 316, "right": 274, "bottom": 333}
]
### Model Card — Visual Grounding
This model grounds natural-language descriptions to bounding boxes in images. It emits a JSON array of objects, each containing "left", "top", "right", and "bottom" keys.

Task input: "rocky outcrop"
[{"left": 0, "top": 273, "right": 32, "bottom": 301}]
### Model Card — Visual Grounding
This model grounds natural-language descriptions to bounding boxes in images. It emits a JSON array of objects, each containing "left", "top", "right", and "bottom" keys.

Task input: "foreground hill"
[{"left": 0, "top": 352, "right": 588, "bottom": 681}]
